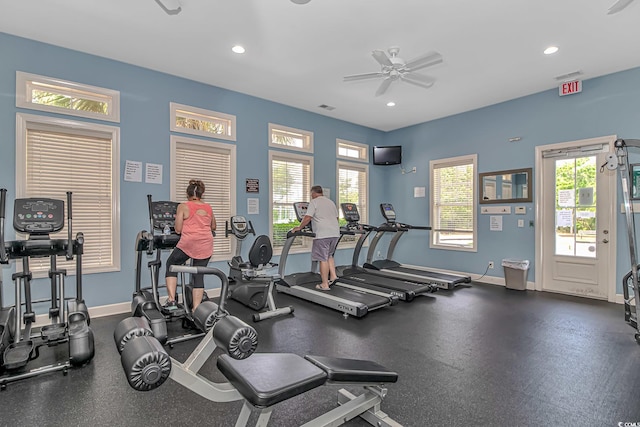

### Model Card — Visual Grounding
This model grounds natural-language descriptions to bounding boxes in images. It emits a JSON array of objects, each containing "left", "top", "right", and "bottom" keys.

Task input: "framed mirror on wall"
[{"left": 479, "top": 168, "right": 532, "bottom": 204}]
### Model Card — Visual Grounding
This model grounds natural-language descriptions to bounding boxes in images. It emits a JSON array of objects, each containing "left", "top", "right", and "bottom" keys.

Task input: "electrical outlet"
[{"left": 488, "top": 261, "right": 494, "bottom": 269}]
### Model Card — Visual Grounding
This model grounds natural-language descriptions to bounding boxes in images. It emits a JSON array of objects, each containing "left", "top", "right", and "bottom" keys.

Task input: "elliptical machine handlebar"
[
  {"left": 0, "top": 188, "right": 6, "bottom": 263},
  {"left": 66, "top": 191, "right": 74, "bottom": 260},
  {"left": 169, "top": 265, "right": 229, "bottom": 313}
]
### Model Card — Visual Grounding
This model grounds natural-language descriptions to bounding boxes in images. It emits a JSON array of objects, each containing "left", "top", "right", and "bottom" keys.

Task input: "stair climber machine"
[
  {"left": 603, "top": 138, "right": 640, "bottom": 344},
  {"left": 0, "top": 189, "right": 94, "bottom": 389},
  {"left": 114, "top": 265, "right": 404, "bottom": 426},
  {"left": 276, "top": 202, "right": 399, "bottom": 318},
  {"left": 364, "top": 203, "right": 471, "bottom": 290},
  {"left": 335, "top": 203, "right": 438, "bottom": 301},
  {"left": 132, "top": 195, "right": 210, "bottom": 347},
  {"left": 225, "top": 215, "right": 294, "bottom": 322}
]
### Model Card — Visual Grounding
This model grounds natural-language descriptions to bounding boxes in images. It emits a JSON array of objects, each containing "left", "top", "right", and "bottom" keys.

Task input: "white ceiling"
[{"left": 2, "top": 0, "right": 639, "bottom": 131}]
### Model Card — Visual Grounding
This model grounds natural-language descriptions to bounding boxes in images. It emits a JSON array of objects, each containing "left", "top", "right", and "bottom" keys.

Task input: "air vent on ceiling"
[
  {"left": 318, "top": 104, "right": 336, "bottom": 111},
  {"left": 554, "top": 70, "right": 583, "bottom": 81}
]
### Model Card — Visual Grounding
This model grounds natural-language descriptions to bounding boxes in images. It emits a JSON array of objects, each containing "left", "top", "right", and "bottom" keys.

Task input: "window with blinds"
[
  {"left": 337, "top": 161, "right": 368, "bottom": 245},
  {"left": 269, "top": 151, "right": 313, "bottom": 250},
  {"left": 17, "top": 113, "right": 120, "bottom": 274},
  {"left": 430, "top": 154, "right": 477, "bottom": 251},
  {"left": 171, "top": 136, "right": 236, "bottom": 260}
]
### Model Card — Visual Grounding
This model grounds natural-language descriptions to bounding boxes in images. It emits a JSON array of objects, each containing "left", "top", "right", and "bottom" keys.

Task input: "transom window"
[
  {"left": 16, "top": 71, "right": 120, "bottom": 123},
  {"left": 269, "top": 124, "right": 313, "bottom": 153},
  {"left": 337, "top": 139, "right": 368, "bottom": 162},
  {"left": 430, "top": 154, "right": 477, "bottom": 251},
  {"left": 170, "top": 102, "right": 236, "bottom": 141}
]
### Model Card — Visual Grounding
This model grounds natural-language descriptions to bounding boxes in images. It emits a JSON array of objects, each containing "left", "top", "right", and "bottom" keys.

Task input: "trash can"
[{"left": 501, "top": 259, "right": 530, "bottom": 290}]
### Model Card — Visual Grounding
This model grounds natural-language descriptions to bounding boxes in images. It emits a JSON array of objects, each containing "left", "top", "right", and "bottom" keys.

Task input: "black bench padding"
[
  {"left": 217, "top": 353, "right": 327, "bottom": 408},
  {"left": 304, "top": 355, "right": 398, "bottom": 383}
]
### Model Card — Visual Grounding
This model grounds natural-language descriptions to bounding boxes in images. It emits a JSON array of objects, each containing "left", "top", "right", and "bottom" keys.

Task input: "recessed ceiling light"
[
  {"left": 386, "top": 102, "right": 396, "bottom": 107},
  {"left": 232, "top": 45, "right": 245, "bottom": 54},
  {"left": 291, "top": 0, "right": 311, "bottom": 4},
  {"left": 544, "top": 46, "right": 559, "bottom": 55}
]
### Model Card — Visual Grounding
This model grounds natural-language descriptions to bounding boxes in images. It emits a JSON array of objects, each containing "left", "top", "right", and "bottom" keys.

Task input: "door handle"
[{"left": 602, "top": 239, "right": 609, "bottom": 244}]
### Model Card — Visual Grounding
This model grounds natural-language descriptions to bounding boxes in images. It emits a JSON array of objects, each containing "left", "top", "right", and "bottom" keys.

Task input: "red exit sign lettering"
[{"left": 559, "top": 80, "right": 582, "bottom": 96}]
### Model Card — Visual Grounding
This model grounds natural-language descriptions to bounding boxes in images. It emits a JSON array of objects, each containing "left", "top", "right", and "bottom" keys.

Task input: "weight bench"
[{"left": 218, "top": 353, "right": 402, "bottom": 427}]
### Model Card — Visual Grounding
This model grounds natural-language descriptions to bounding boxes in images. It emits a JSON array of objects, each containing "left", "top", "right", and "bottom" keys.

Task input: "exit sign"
[{"left": 559, "top": 80, "right": 582, "bottom": 96}]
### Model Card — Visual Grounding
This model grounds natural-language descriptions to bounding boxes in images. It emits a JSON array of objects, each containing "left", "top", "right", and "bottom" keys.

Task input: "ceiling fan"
[
  {"left": 608, "top": 0, "right": 634, "bottom": 14},
  {"left": 344, "top": 47, "right": 443, "bottom": 97}
]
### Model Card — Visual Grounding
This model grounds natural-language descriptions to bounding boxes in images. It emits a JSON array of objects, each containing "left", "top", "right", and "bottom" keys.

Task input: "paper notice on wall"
[
  {"left": 414, "top": 186, "right": 426, "bottom": 198},
  {"left": 145, "top": 163, "right": 163, "bottom": 184},
  {"left": 490, "top": 215, "right": 503, "bottom": 231},
  {"left": 247, "top": 198, "right": 259, "bottom": 215},
  {"left": 124, "top": 160, "right": 142, "bottom": 182}
]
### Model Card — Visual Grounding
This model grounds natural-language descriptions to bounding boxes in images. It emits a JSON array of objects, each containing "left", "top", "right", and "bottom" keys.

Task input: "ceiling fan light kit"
[{"left": 344, "top": 46, "right": 443, "bottom": 96}]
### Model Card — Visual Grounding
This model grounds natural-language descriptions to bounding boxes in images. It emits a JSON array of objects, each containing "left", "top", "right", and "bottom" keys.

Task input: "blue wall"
[
  {"left": 1, "top": 32, "right": 639, "bottom": 309},
  {"left": 385, "top": 68, "right": 640, "bottom": 290}
]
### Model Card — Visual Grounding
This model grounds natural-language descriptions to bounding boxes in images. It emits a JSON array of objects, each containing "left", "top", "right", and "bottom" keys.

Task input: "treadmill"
[
  {"left": 363, "top": 203, "right": 471, "bottom": 290},
  {"left": 275, "top": 202, "right": 398, "bottom": 318},
  {"left": 335, "top": 203, "right": 437, "bottom": 301}
]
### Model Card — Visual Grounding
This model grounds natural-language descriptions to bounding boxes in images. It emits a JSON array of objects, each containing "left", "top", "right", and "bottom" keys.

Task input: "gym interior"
[{"left": 2, "top": 3, "right": 640, "bottom": 426}]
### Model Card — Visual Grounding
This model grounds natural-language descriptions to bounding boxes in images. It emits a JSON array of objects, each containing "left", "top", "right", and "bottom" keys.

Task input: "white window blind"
[
  {"left": 431, "top": 155, "right": 476, "bottom": 250},
  {"left": 23, "top": 125, "right": 117, "bottom": 273},
  {"left": 270, "top": 151, "right": 312, "bottom": 248},
  {"left": 173, "top": 139, "right": 234, "bottom": 258},
  {"left": 338, "top": 161, "right": 368, "bottom": 245}
]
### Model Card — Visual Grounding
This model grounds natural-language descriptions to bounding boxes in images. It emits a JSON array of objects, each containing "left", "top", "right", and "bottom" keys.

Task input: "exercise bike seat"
[{"left": 217, "top": 353, "right": 399, "bottom": 409}]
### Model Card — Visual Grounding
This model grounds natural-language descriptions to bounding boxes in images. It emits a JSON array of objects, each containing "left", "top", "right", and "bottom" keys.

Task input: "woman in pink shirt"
[{"left": 165, "top": 179, "right": 217, "bottom": 312}]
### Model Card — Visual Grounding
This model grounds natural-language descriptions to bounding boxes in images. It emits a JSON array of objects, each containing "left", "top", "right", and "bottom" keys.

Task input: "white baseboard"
[{"left": 32, "top": 287, "right": 222, "bottom": 328}]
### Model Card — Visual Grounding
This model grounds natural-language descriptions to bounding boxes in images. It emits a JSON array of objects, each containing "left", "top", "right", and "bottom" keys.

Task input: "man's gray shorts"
[{"left": 311, "top": 237, "right": 339, "bottom": 261}]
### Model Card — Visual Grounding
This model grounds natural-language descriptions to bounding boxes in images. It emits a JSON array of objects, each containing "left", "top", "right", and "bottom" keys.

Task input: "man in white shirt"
[{"left": 292, "top": 186, "right": 340, "bottom": 290}]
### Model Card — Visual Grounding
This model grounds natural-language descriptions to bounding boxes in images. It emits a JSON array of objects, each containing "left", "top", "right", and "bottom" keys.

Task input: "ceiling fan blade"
[
  {"left": 344, "top": 72, "right": 385, "bottom": 82},
  {"left": 372, "top": 50, "right": 393, "bottom": 67},
  {"left": 375, "top": 78, "right": 392, "bottom": 97},
  {"left": 400, "top": 73, "right": 435, "bottom": 89},
  {"left": 404, "top": 51, "right": 443, "bottom": 72},
  {"left": 608, "top": 0, "right": 634, "bottom": 14}
]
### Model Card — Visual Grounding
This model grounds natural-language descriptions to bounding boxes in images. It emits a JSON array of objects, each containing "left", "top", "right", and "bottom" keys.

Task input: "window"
[
  {"left": 430, "top": 154, "right": 477, "bottom": 251},
  {"left": 270, "top": 151, "right": 313, "bottom": 251},
  {"left": 170, "top": 102, "right": 236, "bottom": 142},
  {"left": 171, "top": 136, "right": 236, "bottom": 261},
  {"left": 16, "top": 113, "right": 120, "bottom": 274},
  {"left": 337, "top": 160, "right": 368, "bottom": 245},
  {"left": 337, "top": 139, "right": 368, "bottom": 162},
  {"left": 16, "top": 71, "right": 120, "bottom": 122},
  {"left": 269, "top": 123, "right": 313, "bottom": 153}
]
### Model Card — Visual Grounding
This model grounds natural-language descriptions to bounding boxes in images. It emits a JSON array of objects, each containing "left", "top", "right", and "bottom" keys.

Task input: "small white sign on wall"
[
  {"left": 414, "top": 187, "right": 426, "bottom": 198},
  {"left": 490, "top": 215, "right": 503, "bottom": 231}
]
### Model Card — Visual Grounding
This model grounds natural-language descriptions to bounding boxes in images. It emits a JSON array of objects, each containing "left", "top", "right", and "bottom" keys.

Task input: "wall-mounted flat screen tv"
[{"left": 373, "top": 145, "right": 402, "bottom": 165}]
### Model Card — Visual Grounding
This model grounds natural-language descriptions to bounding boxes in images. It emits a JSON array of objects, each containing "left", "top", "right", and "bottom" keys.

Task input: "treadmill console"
[
  {"left": 13, "top": 198, "right": 64, "bottom": 234},
  {"left": 150, "top": 201, "right": 178, "bottom": 232},
  {"left": 292, "top": 202, "right": 309, "bottom": 222},
  {"left": 341, "top": 203, "right": 361, "bottom": 224},
  {"left": 380, "top": 203, "right": 397, "bottom": 224}
]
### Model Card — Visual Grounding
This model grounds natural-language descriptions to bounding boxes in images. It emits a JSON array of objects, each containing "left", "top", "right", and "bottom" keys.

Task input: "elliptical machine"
[
  {"left": 131, "top": 195, "right": 209, "bottom": 346},
  {"left": 0, "top": 189, "right": 94, "bottom": 388},
  {"left": 226, "top": 216, "right": 293, "bottom": 322}
]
